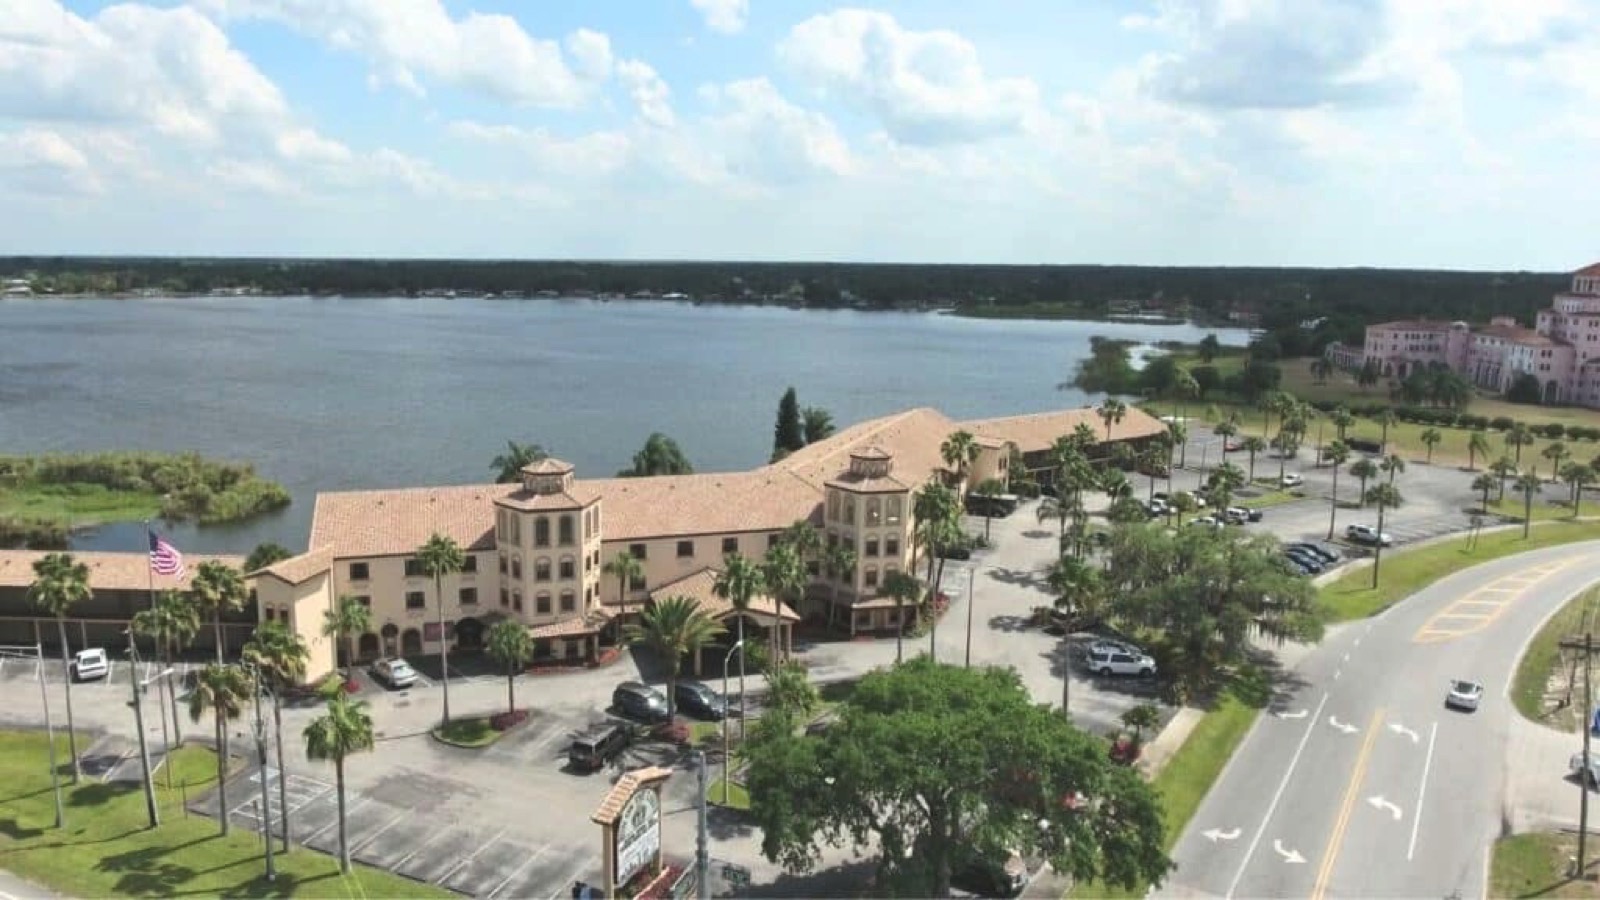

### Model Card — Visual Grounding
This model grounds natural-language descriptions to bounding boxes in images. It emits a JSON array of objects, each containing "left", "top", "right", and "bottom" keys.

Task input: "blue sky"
[{"left": 2, "top": 0, "right": 1597, "bottom": 269}]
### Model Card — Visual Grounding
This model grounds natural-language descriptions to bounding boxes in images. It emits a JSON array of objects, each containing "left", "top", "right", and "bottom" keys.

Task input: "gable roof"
[
  {"left": 259, "top": 547, "right": 334, "bottom": 585},
  {"left": 957, "top": 405, "right": 1165, "bottom": 454},
  {"left": 0, "top": 551, "right": 248, "bottom": 592},
  {"left": 770, "top": 407, "right": 958, "bottom": 493},
  {"left": 648, "top": 567, "right": 799, "bottom": 623}
]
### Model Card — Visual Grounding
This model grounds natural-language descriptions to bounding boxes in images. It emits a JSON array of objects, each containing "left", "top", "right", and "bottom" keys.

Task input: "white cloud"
[
  {"left": 617, "top": 60, "right": 675, "bottom": 128},
  {"left": 449, "top": 121, "right": 634, "bottom": 177},
  {"left": 690, "top": 0, "right": 748, "bottom": 35},
  {"left": 565, "top": 29, "right": 614, "bottom": 83},
  {"left": 206, "top": 158, "right": 301, "bottom": 197},
  {"left": 199, "top": 0, "right": 597, "bottom": 107},
  {"left": 0, "top": 128, "right": 101, "bottom": 196},
  {"left": 698, "top": 78, "right": 855, "bottom": 181},
  {"left": 778, "top": 9, "right": 1042, "bottom": 145},
  {"left": 275, "top": 127, "right": 353, "bottom": 164}
]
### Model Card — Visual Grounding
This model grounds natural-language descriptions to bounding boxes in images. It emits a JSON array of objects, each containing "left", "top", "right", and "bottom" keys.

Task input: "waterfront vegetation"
[
  {"left": 0, "top": 452, "right": 289, "bottom": 547},
  {"left": 0, "top": 731, "right": 443, "bottom": 898}
]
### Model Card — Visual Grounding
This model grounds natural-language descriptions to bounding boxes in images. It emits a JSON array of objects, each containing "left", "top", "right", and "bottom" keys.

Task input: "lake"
[{"left": 0, "top": 296, "right": 1251, "bottom": 554}]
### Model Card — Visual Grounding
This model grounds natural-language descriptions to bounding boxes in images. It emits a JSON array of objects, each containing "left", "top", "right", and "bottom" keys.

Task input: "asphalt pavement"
[{"left": 1159, "top": 540, "right": 1600, "bottom": 900}]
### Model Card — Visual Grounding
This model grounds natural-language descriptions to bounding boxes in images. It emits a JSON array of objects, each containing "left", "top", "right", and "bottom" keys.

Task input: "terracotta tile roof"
[
  {"left": 494, "top": 482, "right": 601, "bottom": 512},
  {"left": 521, "top": 458, "right": 573, "bottom": 475},
  {"left": 772, "top": 407, "right": 960, "bottom": 492},
  {"left": 1369, "top": 320, "right": 1454, "bottom": 332},
  {"left": 1576, "top": 262, "right": 1600, "bottom": 277},
  {"left": 592, "top": 766, "right": 674, "bottom": 826},
  {"left": 1477, "top": 324, "right": 1557, "bottom": 345},
  {"left": 527, "top": 609, "right": 610, "bottom": 639},
  {"left": 957, "top": 405, "right": 1166, "bottom": 454},
  {"left": 259, "top": 547, "right": 333, "bottom": 585},
  {"left": 824, "top": 472, "right": 912, "bottom": 494},
  {"left": 648, "top": 568, "right": 800, "bottom": 623},
  {"left": 0, "top": 550, "right": 248, "bottom": 591},
  {"left": 311, "top": 484, "right": 511, "bottom": 557},
  {"left": 586, "top": 471, "right": 823, "bottom": 540}
]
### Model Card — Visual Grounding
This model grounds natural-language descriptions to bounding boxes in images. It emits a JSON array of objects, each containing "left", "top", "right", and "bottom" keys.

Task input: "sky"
[{"left": 2, "top": 0, "right": 1598, "bottom": 269}]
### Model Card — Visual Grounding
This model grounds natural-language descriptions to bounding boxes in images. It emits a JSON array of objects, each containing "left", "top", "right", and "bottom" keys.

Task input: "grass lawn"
[
  {"left": 0, "top": 731, "right": 445, "bottom": 898},
  {"left": 706, "top": 777, "right": 749, "bottom": 811},
  {"left": 1512, "top": 588, "right": 1600, "bottom": 733},
  {"left": 0, "top": 482, "right": 162, "bottom": 526},
  {"left": 1490, "top": 832, "right": 1600, "bottom": 898},
  {"left": 1485, "top": 496, "right": 1590, "bottom": 523},
  {"left": 1318, "top": 520, "right": 1600, "bottom": 622},
  {"left": 430, "top": 717, "right": 503, "bottom": 748}
]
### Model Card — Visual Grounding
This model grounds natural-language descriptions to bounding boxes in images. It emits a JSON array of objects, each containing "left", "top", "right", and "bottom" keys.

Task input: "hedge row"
[{"left": 1302, "top": 400, "right": 1600, "bottom": 441}]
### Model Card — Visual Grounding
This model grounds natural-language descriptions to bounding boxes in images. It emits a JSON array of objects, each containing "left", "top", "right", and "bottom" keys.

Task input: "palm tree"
[
  {"left": 28, "top": 552, "right": 90, "bottom": 782},
  {"left": 1382, "top": 453, "right": 1406, "bottom": 485},
  {"left": 1171, "top": 370, "right": 1199, "bottom": 427},
  {"left": 191, "top": 560, "right": 247, "bottom": 662},
  {"left": 625, "top": 596, "right": 725, "bottom": 718},
  {"left": 188, "top": 663, "right": 250, "bottom": 835},
  {"left": 1242, "top": 436, "right": 1266, "bottom": 482},
  {"left": 244, "top": 542, "right": 294, "bottom": 574},
  {"left": 1491, "top": 456, "right": 1518, "bottom": 502},
  {"left": 1472, "top": 473, "right": 1498, "bottom": 513},
  {"left": 822, "top": 542, "right": 857, "bottom": 609},
  {"left": 485, "top": 619, "right": 532, "bottom": 718},
  {"left": 417, "top": 532, "right": 465, "bottom": 724},
  {"left": 1467, "top": 431, "right": 1491, "bottom": 471},
  {"left": 1543, "top": 441, "right": 1569, "bottom": 483},
  {"left": 1036, "top": 495, "right": 1075, "bottom": 542},
  {"left": 881, "top": 570, "right": 921, "bottom": 663},
  {"left": 241, "top": 621, "right": 308, "bottom": 852},
  {"left": 940, "top": 430, "right": 980, "bottom": 497},
  {"left": 602, "top": 551, "right": 646, "bottom": 640},
  {"left": 761, "top": 542, "right": 806, "bottom": 662},
  {"left": 1097, "top": 399, "right": 1127, "bottom": 443},
  {"left": 1515, "top": 472, "right": 1543, "bottom": 538},
  {"left": 1168, "top": 420, "right": 1190, "bottom": 470},
  {"left": 1324, "top": 440, "right": 1350, "bottom": 539},
  {"left": 712, "top": 554, "right": 765, "bottom": 740},
  {"left": 801, "top": 407, "right": 835, "bottom": 443},
  {"left": 132, "top": 589, "right": 200, "bottom": 743},
  {"left": 1170, "top": 491, "right": 1197, "bottom": 526},
  {"left": 1121, "top": 704, "right": 1162, "bottom": 745},
  {"left": 1047, "top": 556, "right": 1101, "bottom": 720},
  {"left": 779, "top": 519, "right": 823, "bottom": 560},
  {"left": 1420, "top": 428, "right": 1442, "bottom": 464},
  {"left": 1214, "top": 418, "right": 1238, "bottom": 448},
  {"left": 972, "top": 478, "right": 1006, "bottom": 542},
  {"left": 1506, "top": 424, "right": 1535, "bottom": 467},
  {"left": 303, "top": 693, "right": 375, "bottom": 873},
  {"left": 1349, "top": 458, "right": 1378, "bottom": 507},
  {"left": 491, "top": 440, "right": 548, "bottom": 483},
  {"left": 1376, "top": 409, "right": 1398, "bottom": 455},
  {"left": 1562, "top": 463, "right": 1594, "bottom": 517},
  {"left": 1365, "top": 482, "right": 1404, "bottom": 589},
  {"left": 913, "top": 482, "right": 962, "bottom": 657},
  {"left": 1207, "top": 462, "right": 1246, "bottom": 510},
  {"left": 322, "top": 594, "right": 372, "bottom": 686},
  {"left": 1331, "top": 407, "right": 1355, "bottom": 443}
]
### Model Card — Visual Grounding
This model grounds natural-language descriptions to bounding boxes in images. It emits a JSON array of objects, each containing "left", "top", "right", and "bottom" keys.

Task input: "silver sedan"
[{"left": 1445, "top": 679, "right": 1483, "bottom": 712}]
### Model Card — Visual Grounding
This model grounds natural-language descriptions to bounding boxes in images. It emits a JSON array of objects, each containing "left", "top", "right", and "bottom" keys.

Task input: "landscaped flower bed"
[{"left": 489, "top": 710, "right": 528, "bottom": 731}]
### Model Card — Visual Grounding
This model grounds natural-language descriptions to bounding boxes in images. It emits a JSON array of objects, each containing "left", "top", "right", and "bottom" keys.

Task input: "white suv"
[
  {"left": 1087, "top": 649, "right": 1157, "bottom": 678},
  {"left": 1346, "top": 524, "right": 1394, "bottom": 546}
]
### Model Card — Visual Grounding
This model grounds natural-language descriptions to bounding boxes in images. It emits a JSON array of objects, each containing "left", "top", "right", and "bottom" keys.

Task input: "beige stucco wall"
[
  {"left": 257, "top": 571, "right": 337, "bottom": 684},
  {"left": 329, "top": 550, "right": 494, "bottom": 655},
  {"left": 822, "top": 487, "right": 913, "bottom": 603},
  {"left": 494, "top": 501, "right": 605, "bottom": 627},
  {"left": 969, "top": 445, "right": 1011, "bottom": 490},
  {"left": 598, "top": 528, "right": 788, "bottom": 608}
]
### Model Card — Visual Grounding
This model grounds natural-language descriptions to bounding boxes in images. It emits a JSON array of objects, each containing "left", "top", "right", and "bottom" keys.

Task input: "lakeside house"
[{"left": 0, "top": 404, "right": 1165, "bottom": 683}]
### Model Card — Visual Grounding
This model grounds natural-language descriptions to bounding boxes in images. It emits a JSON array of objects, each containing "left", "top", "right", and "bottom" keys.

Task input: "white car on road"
[
  {"left": 71, "top": 648, "right": 109, "bottom": 682},
  {"left": 1087, "top": 648, "right": 1157, "bottom": 678},
  {"left": 1280, "top": 473, "right": 1305, "bottom": 488},
  {"left": 1445, "top": 679, "right": 1483, "bottom": 711},
  {"left": 1346, "top": 524, "right": 1394, "bottom": 546}
]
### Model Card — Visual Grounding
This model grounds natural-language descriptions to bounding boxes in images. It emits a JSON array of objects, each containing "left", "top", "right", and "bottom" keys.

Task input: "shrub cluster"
[{"left": 0, "top": 451, "right": 290, "bottom": 524}]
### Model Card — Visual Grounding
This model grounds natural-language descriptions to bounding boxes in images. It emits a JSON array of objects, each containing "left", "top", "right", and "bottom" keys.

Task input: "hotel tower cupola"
[
  {"left": 520, "top": 458, "right": 576, "bottom": 494},
  {"left": 848, "top": 446, "right": 893, "bottom": 479}
]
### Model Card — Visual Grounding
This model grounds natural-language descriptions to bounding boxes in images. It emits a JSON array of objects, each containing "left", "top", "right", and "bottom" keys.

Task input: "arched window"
[
  {"left": 559, "top": 555, "right": 576, "bottom": 580},
  {"left": 535, "top": 557, "right": 552, "bottom": 581},
  {"left": 512, "top": 590, "right": 523, "bottom": 612},
  {"left": 510, "top": 555, "right": 522, "bottom": 580},
  {"left": 559, "top": 590, "right": 576, "bottom": 613},
  {"left": 536, "top": 592, "right": 551, "bottom": 614},
  {"left": 534, "top": 516, "right": 551, "bottom": 547},
  {"left": 886, "top": 496, "right": 903, "bottom": 524},
  {"left": 863, "top": 566, "right": 878, "bottom": 589},
  {"left": 843, "top": 496, "right": 856, "bottom": 523},
  {"left": 866, "top": 498, "right": 881, "bottom": 526},
  {"left": 559, "top": 515, "right": 576, "bottom": 545}
]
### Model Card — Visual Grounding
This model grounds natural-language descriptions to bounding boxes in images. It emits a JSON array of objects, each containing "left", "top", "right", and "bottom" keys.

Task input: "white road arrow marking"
[
  {"left": 1388, "top": 722, "right": 1420, "bottom": 743},
  {"left": 1367, "top": 795, "right": 1403, "bottom": 821},
  {"left": 1272, "top": 839, "right": 1306, "bottom": 864},
  {"left": 1204, "top": 827, "right": 1242, "bottom": 842},
  {"left": 1274, "top": 709, "right": 1308, "bottom": 720},
  {"left": 1328, "top": 715, "right": 1359, "bottom": 734}
]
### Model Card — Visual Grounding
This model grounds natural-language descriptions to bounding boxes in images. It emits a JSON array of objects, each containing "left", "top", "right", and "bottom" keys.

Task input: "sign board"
[
  {"left": 721, "top": 864, "right": 751, "bottom": 887},
  {"left": 614, "top": 786, "right": 661, "bottom": 887}
]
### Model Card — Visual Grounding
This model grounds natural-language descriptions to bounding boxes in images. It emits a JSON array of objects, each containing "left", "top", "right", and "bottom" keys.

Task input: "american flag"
[{"left": 148, "top": 531, "right": 187, "bottom": 579}]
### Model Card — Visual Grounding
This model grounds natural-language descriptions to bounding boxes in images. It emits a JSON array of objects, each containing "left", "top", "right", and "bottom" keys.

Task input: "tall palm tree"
[
  {"left": 241, "top": 621, "right": 308, "bottom": 852},
  {"left": 1382, "top": 453, "right": 1406, "bottom": 485},
  {"left": 303, "top": 693, "right": 375, "bottom": 873},
  {"left": 1171, "top": 370, "right": 1199, "bottom": 430},
  {"left": 1375, "top": 409, "right": 1398, "bottom": 455},
  {"left": 881, "top": 570, "right": 921, "bottom": 663},
  {"left": 188, "top": 663, "right": 250, "bottom": 835},
  {"left": 1349, "top": 458, "right": 1378, "bottom": 507},
  {"left": 485, "top": 619, "right": 532, "bottom": 717},
  {"left": 1241, "top": 436, "right": 1266, "bottom": 482},
  {"left": 417, "top": 532, "right": 465, "bottom": 724},
  {"left": 1047, "top": 556, "right": 1102, "bottom": 721},
  {"left": 132, "top": 589, "right": 200, "bottom": 743},
  {"left": 1562, "top": 463, "right": 1594, "bottom": 517},
  {"left": 1330, "top": 407, "right": 1355, "bottom": 443},
  {"left": 1472, "top": 473, "right": 1498, "bottom": 513},
  {"left": 1324, "top": 441, "right": 1350, "bottom": 539},
  {"left": 1515, "top": 472, "right": 1543, "bottom": 538},
  {"left": 761, "top": 542, "right": 805, "bottom": 662},
  {"left": 780, "top": 519, "right": 823, "bottom": 560},
  {"left": 191, "top": 560, "right": 247, "bottom": 663},
  {"left": 822, "top": 543, "right": 857, "bottom": 609},
  {"left": 1207, "top": 462, "right": 1245, "bottom": 510},
  {"left": 1419, "top": 428, "right": 1442, "bottom": 464},
  {"left": 322, "top": 594, "right": 372, "bottom": 686},
  {"left": 1097, "top": 399, "right": 1127, "bottom": 443},
  {"left": 490, "top": 440, "right": 548, "bottom": 483},
  {"left": 712, "top": 554, "right": 765, "bottom": 740},
  {"left": 940, "top": 430, "right": 981, "bottom": 497},
  {"left": 1505, "top": 424, "right": 1535, "bottom": 467},
  {"left": 29, "top": 552, "right": 90, "bottom": 783},
  {"left": 1491, "top": 456, "right": 1518, "bottom": 502},
  {"left": 1168, "top": 420, "right": 1190, "bottom": 470},
  {"left": 1543, "top": 441, "right": 1570, "bottom": 483},
  {"left": 602, "top": 551, "right": 645, "bottom": 639},
  {"left": 1365, "top": 482, "right": 1404, "bottom": 589},
  {"left": 1214, "top": 418, "right": 1238, "bottom": 448},
  {"left": 626, "top": 596, "right": 725, "bottom": 719},
  {"left": 1467, "top": 431, "right": 1491, "bottom": 471}
]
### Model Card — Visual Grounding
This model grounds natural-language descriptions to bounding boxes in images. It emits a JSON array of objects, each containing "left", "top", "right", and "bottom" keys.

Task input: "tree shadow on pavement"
[
  {"left": 986, "top": 614, "right": 1034, "bottom": 634},
  {"left": 729, "top": 859, "right": 877, "bottom": 898},
  {"left": 985, "top": 567, "right": 1047, "bottom": 591}
]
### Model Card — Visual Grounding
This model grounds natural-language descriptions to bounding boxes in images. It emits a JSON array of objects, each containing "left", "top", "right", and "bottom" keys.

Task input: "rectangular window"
[
  {"left": 404, "top": 558, "right": 425, "bottom": 578},
  {"left": 462, "top": 556, "right": 477, "bottom": 574},
  {"left": 864, "top": 567, "right": 879, "bottom": 589},
  {"left": 459, "top": 588, "right": 477, "bottom": 605},
  {"left": 499, "top": 588, "right": 509, "bottom": 608},
  {"left": 513, "top": 592, "right": 523, "bottom": 612},
  {"left": 511, "top": 558, "right": 522, "bottom": 579},
  {"left": 677, "top": 540, "right": 694, "bottom": 559},
  {"left": 560, "top": 591, "right": 576, "bottom": 613},
  {"left": 630, "top": 573, "right": 646, "bottom": 590},
  {"left": 559, "top": 515, "right": 576, "bottom": 546},
  {"left": 865, "top": 538, "right": 879, "bottom": 558},
  {"left": 886, "top": 536, "right": 900, "bottom": 557},
  {"left": 535, "top": 559, "right": 551, "bottom": 581},
  {"left": 405, "top": 591, "right": 425, "bottom": 610},
  {"left": 498, "top": 554, "right": 507, "bottom": 574},
  {"left": 629, "top": 543, "right": 647, "bottom": 560},
  {"left": 534, "top": 517, "right": 550, "bottom": 547},
  {"left": 722, "top": 537, "right": 738, "bottom": 555},
  {"left": 348, "top": 562, "right": 370, "bottom": 581},
  {"left": 536, "top": 593, "right": 551, "bottom": 614},
  {"left": 767, "top": 533, "right": 780, "bottom": 548},
  {"left": 886, "top": 497, "right": 903, "bottom": 525},
  {"left": 806, "top": 560, "right": 820, "bottom": 577},
  {"left": 559, "top": 559, "right": 576, "bottom": 579}
]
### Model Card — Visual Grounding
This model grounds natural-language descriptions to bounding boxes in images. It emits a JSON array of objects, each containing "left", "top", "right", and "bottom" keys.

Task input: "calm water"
[{"left": 0, "top": 296, "right": 1250, "bottom": 554}]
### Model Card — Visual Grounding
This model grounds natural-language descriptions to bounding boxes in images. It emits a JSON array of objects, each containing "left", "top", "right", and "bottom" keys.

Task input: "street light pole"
[
  {"left": 125, "top": 635, "right": 159, "bottom": 829},
  {"left": 721, "top": 640, "right": 743, "bottom": 806},
  {"left": 32, "top": 643, "right": 65, "bottom": 828},
  {"left": 963, "top": 565, "right": 976, "bottom": 668},
  {"left": 1582, "top": 631, "right": 1592, "bottom": 880},
  {"left": 695, "top": 750, "right": 710, "bottom": 900},
  {"left": 248, "top": 665, "right": 276, "bottom": 882}
]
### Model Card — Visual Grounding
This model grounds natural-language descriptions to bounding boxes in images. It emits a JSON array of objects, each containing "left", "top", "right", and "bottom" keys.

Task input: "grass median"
[
  {"left": 430, "top": 715, "right": 504, "bottom": 748},
  {"left": 1512, "top": 587, "right": 1600, "bottom": 732},
  {"left": 0, "top": 731, "right": 446, "bottom": 898},
  {"left": 1490, "top": 832, "right": 1599, "bottom": 898},
  {"left": 1318, "top": 520, "right": 1600, "bottom": 622}
]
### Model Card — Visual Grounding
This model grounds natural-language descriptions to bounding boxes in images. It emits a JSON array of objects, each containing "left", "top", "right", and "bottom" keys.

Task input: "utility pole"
[
  {"left": 963, "top": 566, "right": 976, "bottom": 668},
  {"left": 695, "top": 751, "right": 709, "bottom": 900},
  {"left": 250, "top": 666, "right": 276, "bottom": 882},
  {"left": 126, "top": 636, "right": 159, "bottom": 828},
  {"left": 1564, "top": 631, "right": 1596, "bottom": 880}
]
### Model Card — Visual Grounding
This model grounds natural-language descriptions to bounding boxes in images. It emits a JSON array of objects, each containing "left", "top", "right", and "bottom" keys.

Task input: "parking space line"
[
  {"left": 304, "top": 796, "right": 371, "bottom": 845},
  {"left": 389, "top": 820, "right": 454, "bottom": 871},
  {"left": 350, "top": 810, "right": 409, "bottom": 855},
  {"left": 103, "top": 659, "right": 116, "bottom": 687},
  {"left": 487, "top": 844, "right": 551, "bottom": 899},
  {"left": 437, "top": 828, "right": 508, "bottom": 885}
]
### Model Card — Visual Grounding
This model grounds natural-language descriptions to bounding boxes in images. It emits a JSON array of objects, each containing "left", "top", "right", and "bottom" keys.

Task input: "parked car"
[
  {"left": 1147, "top": 498, "right": 1169, "bottom": 516},
  {"left": 1348, "top": 438, "right": 1382, "bottom": 454},
  {"left": 1224, "top": 439, "right": 1244, "bottom": 452},
  {"left": 1283, "top": 547, "right": 1325, "bottom": 573},
  {"left": 1346, "top": 524, "right": 1394, "bottom": 546},
  {"left": 71, "top": 648, "right": 108, "bottom": 682},
  {"left": 805, "top": 711, "right": 840, "bottom": 737},
  {"left": 1179, "top": 490, "right": 1207, "bottom": 509},
  {"left": 613, "top": 681, "right": 670, "bottom": 722},
  {"left": 1287, "top": 542, "right": 1341, "bottom": 564},
  {"left": 673, "top": 681, "right": 728, "bottom": 721},
  {"left": 1222, "top": 506, "right": 1264, "bottom": 524},
  {"left": 951, "top": 847, "right": 1028, "bottom": 898},
  {"left": 1280, "top": 473, "right": 1305, "bottom": 488},
  {"left": 568, "top": 722, "right": 630, "bottom": 772},
  {"left": 1087, "top": 648, "right": 1156, "bottom": 677},
  {"left": 1188, "top": 515, "right": 1223, "bottom": 530},
  {"left": 1446, "top": 679, "right": 1483, "bottom": 712},
  {"left": 1089, "top": 638, "right": 1143, "bottom": 658},
  {"left": 1282, "top": 557, "right": 1314, "bottom": 576},
  {"left": 370, "top": 657, "right": 418, "bottom": 689}
]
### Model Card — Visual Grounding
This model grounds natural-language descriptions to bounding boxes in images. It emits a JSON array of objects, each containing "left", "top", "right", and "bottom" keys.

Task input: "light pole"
[
  {"left": 124, "top": 633, "right": 160, "bottom": 829},
  {"left": 246, "top": 663, "right": 276, "bottom": 882},
  {"left": 721, "top": 640, "right": 744, "bottom": 805},
  {"left": 695, "top": 750, "right": 709, "bottom": 900},
  {"left": 963, "top": 566, "right": 976, "bottom": 668}
]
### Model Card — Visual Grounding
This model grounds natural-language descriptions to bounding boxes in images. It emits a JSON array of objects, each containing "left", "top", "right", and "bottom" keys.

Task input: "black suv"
[
  {"left": 612, "top": 682, "right": 670, "bottom": 723},
  {"left": 673, "top": 681, "right": 728, "bottom": 721}
]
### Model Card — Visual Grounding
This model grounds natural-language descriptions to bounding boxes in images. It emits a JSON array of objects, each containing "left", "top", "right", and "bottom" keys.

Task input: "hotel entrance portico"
[{"left": 645, "top": 568, "right": 798, "bottom": 676}]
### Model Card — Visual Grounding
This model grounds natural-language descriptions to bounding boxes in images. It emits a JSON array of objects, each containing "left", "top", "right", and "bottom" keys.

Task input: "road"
[
  {"left": 0, "top": 869, "right": 55, "bottom": 900},
  {"left": 1159, "top": 540, "right": 1600, "bottom": 900}
]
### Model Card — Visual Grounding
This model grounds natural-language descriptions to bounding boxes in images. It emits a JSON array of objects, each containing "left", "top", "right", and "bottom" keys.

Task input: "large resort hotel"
[{"left": 0, "top": 404, "right": 1164, "bottom": 684}]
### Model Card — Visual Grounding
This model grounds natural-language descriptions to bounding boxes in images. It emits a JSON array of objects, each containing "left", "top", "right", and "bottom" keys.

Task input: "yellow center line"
[{"left": 1312, "top": 708, "right": 1385, "bottom": 900}]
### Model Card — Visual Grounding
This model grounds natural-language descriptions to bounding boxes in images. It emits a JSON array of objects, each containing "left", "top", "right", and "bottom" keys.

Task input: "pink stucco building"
[{"left": 1358, "top": 263, "right": 1600, "bottom": 408}]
